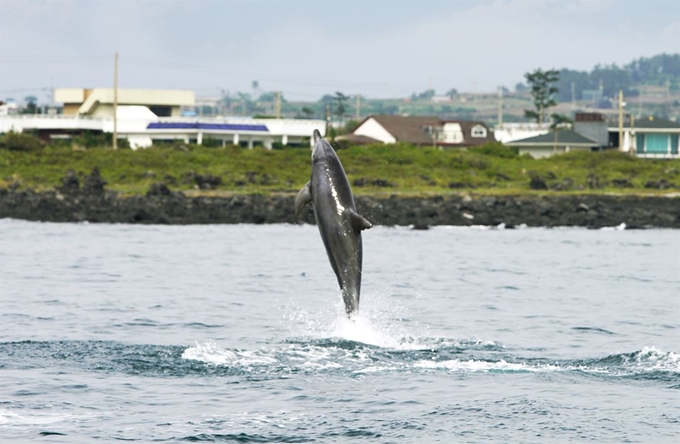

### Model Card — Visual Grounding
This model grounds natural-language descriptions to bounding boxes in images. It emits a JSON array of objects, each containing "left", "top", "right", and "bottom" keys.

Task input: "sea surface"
[{"left": 0, "top": 220, "right": 678, "bottom": 443}]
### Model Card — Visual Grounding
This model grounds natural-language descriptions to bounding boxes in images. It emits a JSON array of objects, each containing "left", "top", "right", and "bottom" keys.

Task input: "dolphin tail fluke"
[
  {"left": 312, "top": 129, "right": 322, "bottom": 144},
  {"left": 349, "top": 210, "right": 372, "bottom": 232},
  {"left": 294, "top": 181, "right": 313, "bottom": 221},
  {"left": 342, "top": 288, "right": 359, "bottom": 317}
]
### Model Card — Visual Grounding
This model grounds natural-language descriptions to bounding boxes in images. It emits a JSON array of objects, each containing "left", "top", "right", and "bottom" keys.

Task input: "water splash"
[
  {"left": 630, "top": 346, "right": 679, "bottom": 372},
  {"left": 282, "top": 288, "right": 433, "bottom": 350},
  {"left": 181, "top": 341, "right": 277, "bottom": 367}
]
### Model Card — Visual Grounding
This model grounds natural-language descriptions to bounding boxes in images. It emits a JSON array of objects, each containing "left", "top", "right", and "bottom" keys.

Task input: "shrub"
[
  {"left": 0, "top": 131, "right": 45, "bottom": 151},
  {"left": 202, "top": 137, "right": 222, "bottom": 148},
  {"left": 469, "top": 143, "right": 518, "bottom": 158}
]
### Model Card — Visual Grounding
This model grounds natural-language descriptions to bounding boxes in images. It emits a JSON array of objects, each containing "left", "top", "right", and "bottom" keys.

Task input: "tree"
[
  {"left": 236, "top": 92, "right": 252, "bottom": 116},
  {"left": 258, "top": 92, "right": 277, "bottom": 102},
  {"left": 333, "top": 91, "right": 348, "bottom": 122},
  {"left": 410, "top": 89, "right": 435, "bottom": 101},
  {"left": 301, "top": 106, "right": 314, "bottom": 118},
  {"left": 524, "top": 68, "right": 559, "bottom": 128},
  {"left": 23, "top": 95, "right": 39, "bottom": 114},
  {"left": 549, "top": 113, "right": 573, "bottom": 153},
  {"left": 446, "top": 88, "right": 458, "bottom": 99}
]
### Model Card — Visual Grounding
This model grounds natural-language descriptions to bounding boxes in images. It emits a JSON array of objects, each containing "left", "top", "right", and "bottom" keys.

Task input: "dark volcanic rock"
[
  {"left": 1, "top": 190, "right": 679, "bottom": 228},
  {"left": 83, "top": 168, "right": 106, "bottom": 194},
  {"left": 353, "top": 178, "right": 396, "bottom": 188},
  {"left": 612, "top": 178, "right": 633, "bottom": 188},
  {"left": 529, "top": 177, "right": 548, "bottom": 190},
  {"left": 147, "top": 182, "right": 171, "bottom": 196},
  {"left": 60, "top": 169, "right": 80, "bottom": 191},
  {"left": 194, "top": 174, "right": 222, "bottom": 190},
  {"left": 645, "top": 179, "right": 672, "bottom": 190}
]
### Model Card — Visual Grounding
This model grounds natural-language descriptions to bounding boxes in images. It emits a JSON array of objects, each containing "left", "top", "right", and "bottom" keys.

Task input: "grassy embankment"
[{"left": 1, "top": 138, "right": 679, "bottom": 196}]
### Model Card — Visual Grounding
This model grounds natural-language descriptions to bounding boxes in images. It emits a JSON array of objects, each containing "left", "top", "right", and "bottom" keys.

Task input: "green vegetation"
[
  {"left": 524, "top": 68, "right": 559, "bottom": 125},
  {"left": 0, "top": 131, "right": 45, "bottom": 151},
  {"left": 1, "top": 135, "right": 679, "bottom": 196}
]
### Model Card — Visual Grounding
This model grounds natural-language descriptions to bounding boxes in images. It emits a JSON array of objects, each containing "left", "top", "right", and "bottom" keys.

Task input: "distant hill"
[
  {"left": 555, "top": 54, "right": 680, "bottom": 102},
  {"left": 207, "top": 53, "right": 680, "bottom": 124}
]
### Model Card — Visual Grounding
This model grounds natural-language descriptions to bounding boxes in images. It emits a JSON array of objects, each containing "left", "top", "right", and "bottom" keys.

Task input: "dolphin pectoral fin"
[
  {"left": 349, "top": 210, "right": 373, "bottom": 232},
  {"left": 294, "top": 181, "right": 312, "bottom": 221}
]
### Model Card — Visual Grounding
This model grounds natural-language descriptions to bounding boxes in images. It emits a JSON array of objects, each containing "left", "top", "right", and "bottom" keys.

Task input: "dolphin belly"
[
  {"left": 295, "top": 130, "right": 372, "bottom": 316},
  {"left": 315, "top": 209, "right": 363, "bottom": 314}
]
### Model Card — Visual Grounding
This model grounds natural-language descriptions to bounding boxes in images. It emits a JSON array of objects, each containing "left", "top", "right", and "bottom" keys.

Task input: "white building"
[
  {"left": 0, "top": 88, "right": 325, "bottom": 149},
  {"left": 345, "top": 115, "right": 496, "bottom": 147},
  {"left": 493, "top": 122, "right": 549, "bottom": 144}
]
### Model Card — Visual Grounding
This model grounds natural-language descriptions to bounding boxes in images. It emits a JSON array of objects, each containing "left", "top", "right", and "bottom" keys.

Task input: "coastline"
[{"left": 1, "top": 188, "right": 678, "bottom": 228}]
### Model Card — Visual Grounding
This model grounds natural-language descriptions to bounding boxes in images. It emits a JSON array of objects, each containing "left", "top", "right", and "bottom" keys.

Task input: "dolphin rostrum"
[{"left": 295, "top": 130, "right": 372, "bottom": 316}]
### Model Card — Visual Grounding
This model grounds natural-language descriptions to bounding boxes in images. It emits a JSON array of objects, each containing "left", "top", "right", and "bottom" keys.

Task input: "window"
[
  {"left": 471, "top": 125, "right": 487, "bottom": 138},
  {"left": 646, "top": 134, "right": 669, "bottom": 154}
]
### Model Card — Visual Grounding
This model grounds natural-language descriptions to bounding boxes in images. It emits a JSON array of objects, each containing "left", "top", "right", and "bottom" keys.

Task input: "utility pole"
[
  {"left": 497, "top": 87, "right": 503, "bottom": 129},
  {"left": 113, "top": 51, "right": 118, "bottom": 150},
  {"left": 274, "top": 91, "right": 281, "bottom": 119},
  {"left": 325, "top": 104, "right": 331, "bottom": 139},
  {"left": 618, "top": 90, "right": 624, "bottom": 151},
  {"left": 630, "top": 113, "right": 635, "bottom": 155},
  {"left": 355, "top": 94, "right": 360, "bottom": 121},
  {"left": 638, "top": 89, "right": 642, "bottom": 117}
]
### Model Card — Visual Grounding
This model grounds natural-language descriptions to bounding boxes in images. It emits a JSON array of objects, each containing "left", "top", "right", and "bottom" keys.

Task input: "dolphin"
[{"left": 295, "top": 130, "right": 372, "bottom": 316}]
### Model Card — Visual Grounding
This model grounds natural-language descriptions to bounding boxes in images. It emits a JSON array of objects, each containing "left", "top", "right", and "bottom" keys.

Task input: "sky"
[{"left": 0, "top": 0, "right": 679, "bottom": 103}]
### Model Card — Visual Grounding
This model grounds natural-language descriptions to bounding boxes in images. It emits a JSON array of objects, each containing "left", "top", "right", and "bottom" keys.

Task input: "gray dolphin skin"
[{"left": 295, "top": 130, "right": 372, "bottom": 316}]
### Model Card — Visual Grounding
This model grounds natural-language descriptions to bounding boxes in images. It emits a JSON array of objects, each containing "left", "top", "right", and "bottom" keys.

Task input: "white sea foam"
[
  {"left": 181, "top": 341, "right": 276, "bottom": 366},
  {"left": 600, "top": 222, "right": 627, "bottom": 231},
  {"left": 0, "top": 409, "right": 76, "bottom": 426},
  {"left": 632, "top": 346, "right": 680, "bottom": 372},
  {"left": 413, "top": 358, "right": 560, "bottom": 373}
]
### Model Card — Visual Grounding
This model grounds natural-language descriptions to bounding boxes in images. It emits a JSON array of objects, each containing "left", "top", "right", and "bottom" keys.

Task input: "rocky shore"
[{"left": 1, "top": 181, "right": 678, "bottom": 229}]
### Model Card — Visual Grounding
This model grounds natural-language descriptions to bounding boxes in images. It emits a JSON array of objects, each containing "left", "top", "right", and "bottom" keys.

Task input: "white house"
[
  {"left": 345, "top": 115, "right": 496, "bottom": 147},
  {"left": 504, "top": 130, "right": 600, "bottom": 158}
]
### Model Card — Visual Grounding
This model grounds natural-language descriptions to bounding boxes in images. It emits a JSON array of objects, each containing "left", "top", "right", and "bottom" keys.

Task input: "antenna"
[
  {"left": 356, "top": 94, "right": 360, "bottom": 121},
  {"left": 497, "top": 87, "right": 503, "bottom": 129},
  {"left": 113, "top": 51, "right": 118, "bottom": 150},
  {"left": 274, "top": 91, "right": 281, "bottom": 119}
]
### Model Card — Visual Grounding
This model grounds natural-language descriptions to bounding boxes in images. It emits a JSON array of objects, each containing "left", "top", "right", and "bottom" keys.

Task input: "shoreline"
[{"left": 1, "top": 189, "right": 678, "bottom": 228}]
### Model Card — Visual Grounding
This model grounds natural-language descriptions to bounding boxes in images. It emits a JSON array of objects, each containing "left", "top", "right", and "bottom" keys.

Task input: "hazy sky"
[{"left": 1, "top": 0, "right": 678, "bottom": 102}]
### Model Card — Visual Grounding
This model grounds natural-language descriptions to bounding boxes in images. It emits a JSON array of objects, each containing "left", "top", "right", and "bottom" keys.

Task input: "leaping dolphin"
[{"left": 295, "top": 130, "right": 372, "bottom": 316}]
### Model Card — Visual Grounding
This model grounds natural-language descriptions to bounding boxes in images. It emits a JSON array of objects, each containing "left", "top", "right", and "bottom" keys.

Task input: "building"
[
  {"left": 343, "top": 115, "right": 496, "bottom": 147},
  {"left": 572, "top": 112, "right": 680, "bottom": 158},
  {"left": 573, "top": 113, "right": 609, "bottom": 147},
  {"left": 493, "top": 122, "right": 550, "bottom": 144},
  {"left": 0, "top": 88, "right": 326, "bottom": 149},
  {"left": 504, "top": 130, "right": 600, "bottom": 158},
  {"left": 613, "top": 116, "right": 680, "bottom": 158},
  {"left": 55, "top": 88, "right": 195, "bottom": 117}
]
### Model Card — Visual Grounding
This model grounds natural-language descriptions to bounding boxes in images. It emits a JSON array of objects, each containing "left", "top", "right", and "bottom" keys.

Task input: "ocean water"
[{"left": 0, "top": 220, "right": 678, "bottom": 443}]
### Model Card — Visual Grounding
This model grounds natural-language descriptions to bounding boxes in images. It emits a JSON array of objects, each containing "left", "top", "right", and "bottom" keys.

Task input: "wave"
[{"left": 1, "top": 339, "right": 677, "bottom": 384}]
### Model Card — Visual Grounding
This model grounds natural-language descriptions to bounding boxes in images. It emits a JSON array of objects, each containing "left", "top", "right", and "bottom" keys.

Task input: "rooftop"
[{"left": 505, "top": 129, "right": 599, "bottom": 146}]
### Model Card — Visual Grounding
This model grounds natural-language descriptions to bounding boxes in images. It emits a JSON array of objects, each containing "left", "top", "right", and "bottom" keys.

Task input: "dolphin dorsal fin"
[
  {"left": 349, "top": 210, "right": 373, "bottom": 232},
  {"left": 294, "top": 181, "right": 312, "bottom": 221}
]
